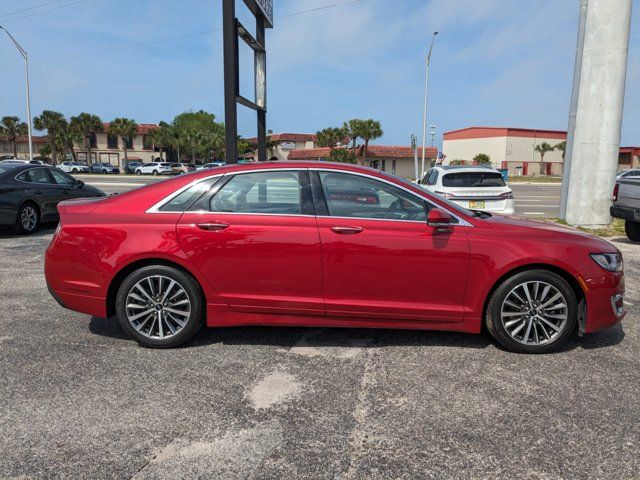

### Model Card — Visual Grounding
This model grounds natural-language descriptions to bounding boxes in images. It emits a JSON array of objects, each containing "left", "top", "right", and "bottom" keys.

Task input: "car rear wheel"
[
  {"left": 485, "top": 270, "right": 577, "bottom": 354},
  {"left": 115, "top": 265, "right": 204, "bottom": 348},
  {"left": 14, "top": 203, "right": 40, "bottom": 235},
  {"left": 624, "top": 220, "right": 640, "bottom": 242},
  {"left": 72, "top": 168, "right": 78, "bottom": 173}
]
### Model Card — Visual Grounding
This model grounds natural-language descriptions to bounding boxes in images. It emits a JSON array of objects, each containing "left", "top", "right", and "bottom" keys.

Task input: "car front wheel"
[
  {"left": 152, "top": 170, "right": 159, "bottom": 176},
  {"left": 115, "top": 265, "right": 204, "bottom": 348},
  {"left": 136, "top": 170, "right": 142, "bottom": 175},
  {"left": 485, "top": 270, "right": 577, "bottom": 354},
  {"left": 14, "top": 203, "right": 40, "bottom": 235},
  {"left": 625, "top": 220, "right": 640, "bottom": 242},
  {"left": 72, "top": 168, "right": 78, "bottom": 173}
]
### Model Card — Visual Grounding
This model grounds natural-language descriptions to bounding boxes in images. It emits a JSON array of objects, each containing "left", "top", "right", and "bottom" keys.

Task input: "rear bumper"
[{"left": 610, "top": 205, "right": 640, "bottom": 222}]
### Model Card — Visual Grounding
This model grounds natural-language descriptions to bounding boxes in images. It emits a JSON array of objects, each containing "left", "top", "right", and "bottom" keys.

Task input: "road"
[
  {"left": 0, "top": 229, "right": 637, "bottom": 479},
  {"left": 79, "top": 175, "right": 563, "bottom": 218}
]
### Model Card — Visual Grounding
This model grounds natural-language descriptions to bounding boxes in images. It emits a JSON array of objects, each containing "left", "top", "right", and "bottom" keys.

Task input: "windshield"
[{"left": 442, "top": 171, "right": 506, "bottom": 188}]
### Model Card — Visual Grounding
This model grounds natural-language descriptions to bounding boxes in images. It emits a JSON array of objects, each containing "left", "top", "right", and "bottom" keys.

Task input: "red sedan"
[{"left": 45, "top": 162, "right": 625, "bottom": 353}]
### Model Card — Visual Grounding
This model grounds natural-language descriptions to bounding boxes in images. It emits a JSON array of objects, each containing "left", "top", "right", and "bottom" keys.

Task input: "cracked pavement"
[{"left": 0, "top": 227, "right": 638, "bottom": 479}]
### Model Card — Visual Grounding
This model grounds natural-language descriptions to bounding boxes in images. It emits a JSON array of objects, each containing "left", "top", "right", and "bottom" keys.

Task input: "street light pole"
[
  {"left": 1, "top": 26, "right": 33, "bottom": 161},
  {"left": 421, "top": 31, "right": 438, "bottom": 177}
]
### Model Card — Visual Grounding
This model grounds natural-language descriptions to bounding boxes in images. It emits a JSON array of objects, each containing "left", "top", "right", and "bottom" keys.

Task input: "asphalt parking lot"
[{"left": 0, "top": 226, "right": 638, "bottom": 479}]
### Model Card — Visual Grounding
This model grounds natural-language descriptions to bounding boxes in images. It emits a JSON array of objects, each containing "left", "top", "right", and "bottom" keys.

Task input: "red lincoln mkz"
[{"left": 45, "top": 162, "right": 625, "bottom": 353}]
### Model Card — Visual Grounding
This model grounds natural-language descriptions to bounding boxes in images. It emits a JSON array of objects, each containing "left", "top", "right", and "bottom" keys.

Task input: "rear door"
[
  {"left": 49, "top": 169, "right": 81, "bottom": 202},
  {"left": 19, "top": 168, "right": 61, "bottom": 220},
  {"left": 176, "top": 169, "right": 324, "bottom": 315}
]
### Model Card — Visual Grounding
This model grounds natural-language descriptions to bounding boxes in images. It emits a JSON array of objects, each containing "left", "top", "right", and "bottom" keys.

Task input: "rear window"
[{"left": 442, "top": 172, "right": 505, "bottom": 188}]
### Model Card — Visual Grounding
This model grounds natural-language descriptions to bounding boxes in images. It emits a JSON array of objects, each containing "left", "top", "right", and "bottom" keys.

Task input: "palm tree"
[
  {"left": 534, "top": 142, "right": 555, "bottom": 174},
  {"left": 147, "top": 122, "right": 174, "bottom": 161},
  {"left": 55, "top": 123, "right": 82, "bottom": 162},
  {"left": 108, "top": 117, "right": 138, "bottom": 162},
  {"left": 33, "top": 110, "right": 67, "bottom": 165},
  {"left": 555, "top": 141, "right": 566, "bottom": 160},
  {"left": 0, "top": 116, "right": 28, "bottom": 157},
  {"left": 317, "top": 127, "right": 347, "bottom": 148},
  {"left": 473, "top": 153, "right": 491, "bottom": 165},
  {"left": 342, "top": 119, "right": 363, "bottom": 148},
  {"left": 69, "top": 113, "right": 103, "bottom": 165},
  {"left": 358, "top": 119, "right": 383, "bottom": 166}
]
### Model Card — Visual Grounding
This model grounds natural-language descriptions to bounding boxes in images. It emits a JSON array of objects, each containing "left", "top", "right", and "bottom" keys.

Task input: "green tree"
[
  {"left": 108, "top": 117, "right": 138, "bottom": 162},
  {"left": 317, "top": 127, "right": 346, "bottom": 148},
  {"left": 342, "top": 119, "right": 363, "bottom": 148},
  {"left": 473, "top": 153, "right": 491, "bottom": 165},
  {"left": 534, "top": 142, "right": 555, "bottom": 174},
  {"left": 147, "top": 121, "right": 175, "bottom": 161},
  {"left": 38, "top": 143, "right": 52, "bottom": 161},
  {"left": 554, "top": 141, "right": 566, "bottom": 160},
  {"left": 172, "top": 110, "right": 224, "bottom": 164},
  {"left": 0, "top": 116, "right": 28, "bottom": 157},
  {"left": 33, "top": 111, "right": 67, "bottom": 165},
  {"left": 358, "top": 119, "right": 383, "bottom": 166},
  {"left": 69, "top": 113, "right": 103, "bottom": 164},
  {"left": 329, "top": 148, "right": 357, "bottom": 164},
  {"left": 55, "top": 123, "right": 82, "bottom": 162}
]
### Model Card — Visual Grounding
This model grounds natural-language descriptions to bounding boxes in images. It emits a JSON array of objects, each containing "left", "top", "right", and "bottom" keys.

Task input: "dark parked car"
[
  {"left": 90, "top": 162, "right": 120, "bottom": 174},
  {"left": 0, "top": 164, "right": 105, "bottom": 234},
  {"left": 125, "top": 161, "right": 142, "bottom": 174}
]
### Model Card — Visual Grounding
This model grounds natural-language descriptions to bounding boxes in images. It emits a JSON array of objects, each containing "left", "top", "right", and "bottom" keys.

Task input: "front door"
[
  {"left": 313, "top": 170, "right": 470, "bottom": 322},
  {"left": 177, "top": 169, "right": 324, "bottom": 315}
]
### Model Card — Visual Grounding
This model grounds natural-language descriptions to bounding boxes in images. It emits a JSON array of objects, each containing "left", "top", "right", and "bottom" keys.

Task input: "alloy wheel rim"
[
  {"left": 500, "top": 281, "right": 568, "bottom": 345},
  {"left": 21, "top": 206, "right": 37, "bottom": 231},
  {"left": 125, "top": 275, "right": 191, "bottom": 340}
]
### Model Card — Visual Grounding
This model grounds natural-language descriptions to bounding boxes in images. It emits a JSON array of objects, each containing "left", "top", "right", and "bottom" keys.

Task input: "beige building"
[
  {"left": 246, "top": 133, "right": 318, "bottom": 160},
  {"left": 287, "top": 145, "right": 438, "bottom": 179},
  {"left": 75, "top": 123, "right": 159, "bottom": 168},
  {"left": 443, "top": 127, "right": 567, "bottom": 176},
  {"left": 1, "top": 135, "right": 49, "bottom": 160}
]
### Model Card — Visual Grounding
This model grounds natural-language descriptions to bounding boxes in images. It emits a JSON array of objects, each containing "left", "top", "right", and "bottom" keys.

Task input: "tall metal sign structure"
[{"left": 222, "top": 0, "right": 273, "bottom": 164}]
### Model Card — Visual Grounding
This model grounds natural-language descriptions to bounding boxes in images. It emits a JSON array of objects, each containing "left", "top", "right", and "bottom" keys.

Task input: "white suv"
[
  {"left": 419, "top": 165, "right": 515, "bottom": 215},
  {"left": 135, "top": 162, "right": 173, "bottom": 175},
  {"left": 58, "top": 161, "right": 90, "bottom": 173}
]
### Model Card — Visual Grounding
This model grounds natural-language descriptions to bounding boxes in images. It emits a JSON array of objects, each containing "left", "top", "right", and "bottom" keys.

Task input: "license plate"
[{"left": 469, "top": 200, "right": 485, "bottom": 209}]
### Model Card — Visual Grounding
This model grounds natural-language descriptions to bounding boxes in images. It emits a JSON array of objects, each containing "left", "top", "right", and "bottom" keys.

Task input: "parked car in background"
[
  {"left": 124, "top": 161, "right": 142, "bottom": 174},
  {"left": 90, "top": 162, "right": 120, "bottom": 174},
  {"left": 611, "top": 176, "right": 640, "bottom": 241},
  {"left": 0, "top": 164, "right": 105, "bottom": 234},
  {"left": 135, "top": 162, "right": 173, "bottom": 175},
  {"left": 197, "top": 162, "right": 225, "bottom": 170},
  {"left": 45, "top": 161, "right": 624, "bottom": 353},
  {"left": 171, "top": 163, "right": 197, "bottom": 175},
  {"left": 58, "top": 161, "right": 90, "bottom": 173},
  {"left": 616, "top": 169, "right": 640, "bottom": 180},
  {"left": 418, "top": 165, "right": 515, "bottom": 215}
]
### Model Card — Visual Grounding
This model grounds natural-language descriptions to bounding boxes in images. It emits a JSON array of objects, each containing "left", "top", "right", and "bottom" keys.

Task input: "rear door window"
[
  {"left": 209, "top": 171, "right": 303, "bottom": 215},
  {"left": 442, "top": 172, "right": 506, "bottom": 187}
]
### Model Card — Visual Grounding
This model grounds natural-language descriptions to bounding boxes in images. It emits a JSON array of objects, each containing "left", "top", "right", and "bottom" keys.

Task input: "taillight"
[
  {"left": 613, "top": 183, "right": 619, "bottom": 201},
  {"left": 497, "top": 191, "right": 514, "bottom": 200}
]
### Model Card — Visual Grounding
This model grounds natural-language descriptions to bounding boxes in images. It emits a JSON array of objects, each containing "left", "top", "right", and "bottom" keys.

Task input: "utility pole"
[
  {"left": 421, "top": 31, "right": 438, "bottom": 178},
  {"left": 564, "top": 0, "right": 632, "bottom": 227},
  {"left": 1, "top": 26, "right": 33, "bottom": 161},
  {"left": 559, "top": 0, "right": 588, "bottom": 219},
  {"left": 411, "top": 134, "right": 418, "bottom": 180}
]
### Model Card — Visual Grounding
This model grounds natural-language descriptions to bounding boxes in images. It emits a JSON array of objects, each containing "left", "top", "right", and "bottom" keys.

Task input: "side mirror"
[
  {"left": 427, "top": 208, "right": 453, "bottom": 231},
  {"left": 76, "top": 180, "right": 85, "bottom": 188}
]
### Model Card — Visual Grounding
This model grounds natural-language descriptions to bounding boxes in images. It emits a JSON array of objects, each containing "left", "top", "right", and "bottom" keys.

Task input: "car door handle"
[
  {"left": 196, "top": 222, "right": 230, "bottom": 231},
  {"left": 330, "top": 226, "right": 364, "bottom": 234}
]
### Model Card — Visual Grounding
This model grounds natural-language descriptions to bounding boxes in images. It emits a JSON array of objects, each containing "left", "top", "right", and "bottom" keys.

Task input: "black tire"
[
  {"left": 625, "top": 220, "right": 640, "bottom": 242},
  {"left": 115, "top": 265, "right": 204, "bottom": 348},
  {"left": 152, "top": 170, "right": 159, "bottom": 176},
  {"left": 72, "top": 168, "right": 78, "bottom": 173},
  {"left": 136, "top": 170, "right": 142, "bottom": 175},
  {"left": 485, "top": 269, "right": 577, "bottom": 354},
  {"left": 13, "top": 202, "right": 40, "bottom": 235}
]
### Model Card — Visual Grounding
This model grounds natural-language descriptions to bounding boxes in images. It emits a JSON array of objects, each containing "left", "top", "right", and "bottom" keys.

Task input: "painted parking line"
[
  {"left": 523, "top": 212, "right": 546, "bottom": 215},
  {"left": 517, "top": 205, "right": 558, "bottom": 208}
]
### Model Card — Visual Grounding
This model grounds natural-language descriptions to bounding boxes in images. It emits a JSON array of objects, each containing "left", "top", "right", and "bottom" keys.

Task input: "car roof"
[{"left": 435, "top": 165, "right": 499, "bottom": 173}]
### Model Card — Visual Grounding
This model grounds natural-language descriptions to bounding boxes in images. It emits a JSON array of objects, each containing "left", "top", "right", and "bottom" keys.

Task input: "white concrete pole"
[{"left": 565, "top": 0, "right": 632, "bottom": 227}]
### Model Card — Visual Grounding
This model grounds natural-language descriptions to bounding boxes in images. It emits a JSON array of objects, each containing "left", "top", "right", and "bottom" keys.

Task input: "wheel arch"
[
  {"left": 481, "top": 263, "right": 586, "bottom": 333},
  {"left": 17, "top": 198, "right": 42, "bottom": 221},
  {"left": 106, "top": 258, "right": 206, "bottom": 318}
]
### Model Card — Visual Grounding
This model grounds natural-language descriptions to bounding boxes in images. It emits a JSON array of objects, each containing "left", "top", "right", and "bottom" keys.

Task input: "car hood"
[{"left": 481, "top": 214, "right": 619, "bottom": 253}]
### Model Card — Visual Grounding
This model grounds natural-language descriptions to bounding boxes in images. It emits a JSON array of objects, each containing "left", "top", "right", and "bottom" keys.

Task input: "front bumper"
[{"left": 584, "top": 271, "right": 626, "bottom": 333}]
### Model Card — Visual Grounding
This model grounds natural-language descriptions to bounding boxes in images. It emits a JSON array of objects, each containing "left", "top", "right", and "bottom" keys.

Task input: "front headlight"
[{"left": 590, "top": 253, "right": 623, "bottom": 272}]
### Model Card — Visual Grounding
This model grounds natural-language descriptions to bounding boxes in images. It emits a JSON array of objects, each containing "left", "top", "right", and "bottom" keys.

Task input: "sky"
[{"left": 0, "top": 0, "right": 638, "bottom": 148}]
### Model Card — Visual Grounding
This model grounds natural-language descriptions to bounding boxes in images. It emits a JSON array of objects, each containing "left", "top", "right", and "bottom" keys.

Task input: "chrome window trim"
[
  {"left": 14, "top": 167, "right": 55, "bottom": 185},
  {"left": 309, "top": 168, "right": 473, "bottom": 227},
  {"left": 145, "top": 174, "right": 224, "bottom": 214},
  {"left": 144, "top": 166, "right": 474, "bottom": 226}
]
